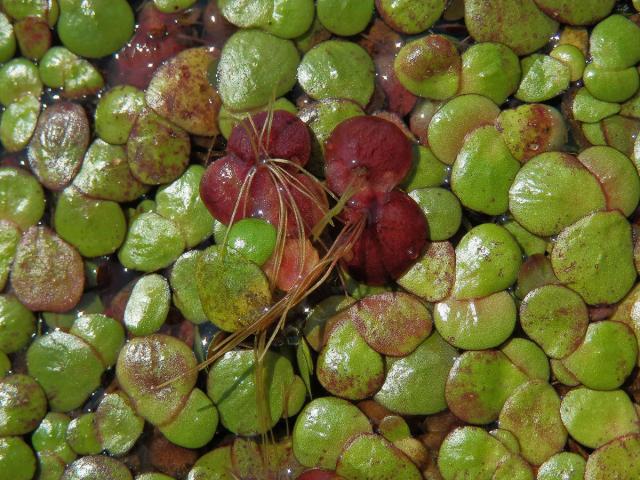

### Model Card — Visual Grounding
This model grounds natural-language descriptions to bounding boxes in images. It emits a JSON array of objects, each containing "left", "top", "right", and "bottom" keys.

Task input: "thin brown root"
[
  {"left": 203, "top": 136, "right": 222, "bottom": 166},
  {"left": 261, "top": 97, "right": 276, "bottom": 155},
  {"left": 267, "top": 165, "right": 307, "bottom": 245},
  {"left": 272, "top": 173, "right": 307, "bottom": 297},
  {"left": 220, "top": 166, "right": 257, "bottom": 259},
  {"left": 259, "top": 217, "right": 365, "bottom": 359},
  {"left": 254, "top": 332, "right": 273, "bottom": 452},
  {"left": 240, "top": 116, "right": 263, "bottom": 163},
  {"left": 310, "top": 178, "right": 362, "bottom": 241},
  {"left": 155, "top": 218, "right": 365, "bottom": 389},
  {"left": 265, "top": 168, "right": 288, "bottom": 289},
  {"left": 260, "top": 89, "right": 280, "bottom": 156},
  {"left": 270, "top": 163, "right": 331, "bottom": 219},
  {"left": 269, "top": 158, "right": 338, "bottom": 201},
  {"left": 337, "top": 267, "right": 352, "bottom": 296}
]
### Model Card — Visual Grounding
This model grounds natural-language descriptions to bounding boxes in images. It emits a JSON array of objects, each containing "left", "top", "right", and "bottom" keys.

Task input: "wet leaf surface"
[
  {"left": 147, "top": 47, "right": 221, "bottom": 137},
  {"left": 11, "top": 226, "right": 84, "bottom": 313},
  {"left": 27, "top": 102, "right": 89, "bottom": 191}
]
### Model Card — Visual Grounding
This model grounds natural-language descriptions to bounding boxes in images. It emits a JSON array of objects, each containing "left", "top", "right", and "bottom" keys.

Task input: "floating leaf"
[
  {"left": 11, "top": 226, "right": 84, "bottom": 313},
  {"left": 27, "top": 102, "right": 90, "bottom": 191},
  {"left": 196, "top": 245, "right": 271, "bottom": 332}
]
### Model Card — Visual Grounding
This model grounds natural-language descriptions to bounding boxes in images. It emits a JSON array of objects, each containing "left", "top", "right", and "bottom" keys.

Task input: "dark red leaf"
[
  {"left": 228, "top": 110, "right": 311, "bottom": 167},
  {"left": 342, "top": 190, "right": 427, "bottom": 285},
  {"left": 200, "top": 153, "right": 252, "bottom": 225},
  {"left": 374, "top": 190, "right": 428, "bottom": 279},
  {"left": 325, "top": 116, "right": 413, "bottom": 200},
  {"left": 109, "top": 4, "right": 188, "bottom": 89}
]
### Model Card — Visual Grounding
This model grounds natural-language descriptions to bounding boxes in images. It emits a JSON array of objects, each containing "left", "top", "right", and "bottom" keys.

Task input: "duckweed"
[{"left": 2, "top": 3, "right": 640, "bottom": 479}]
